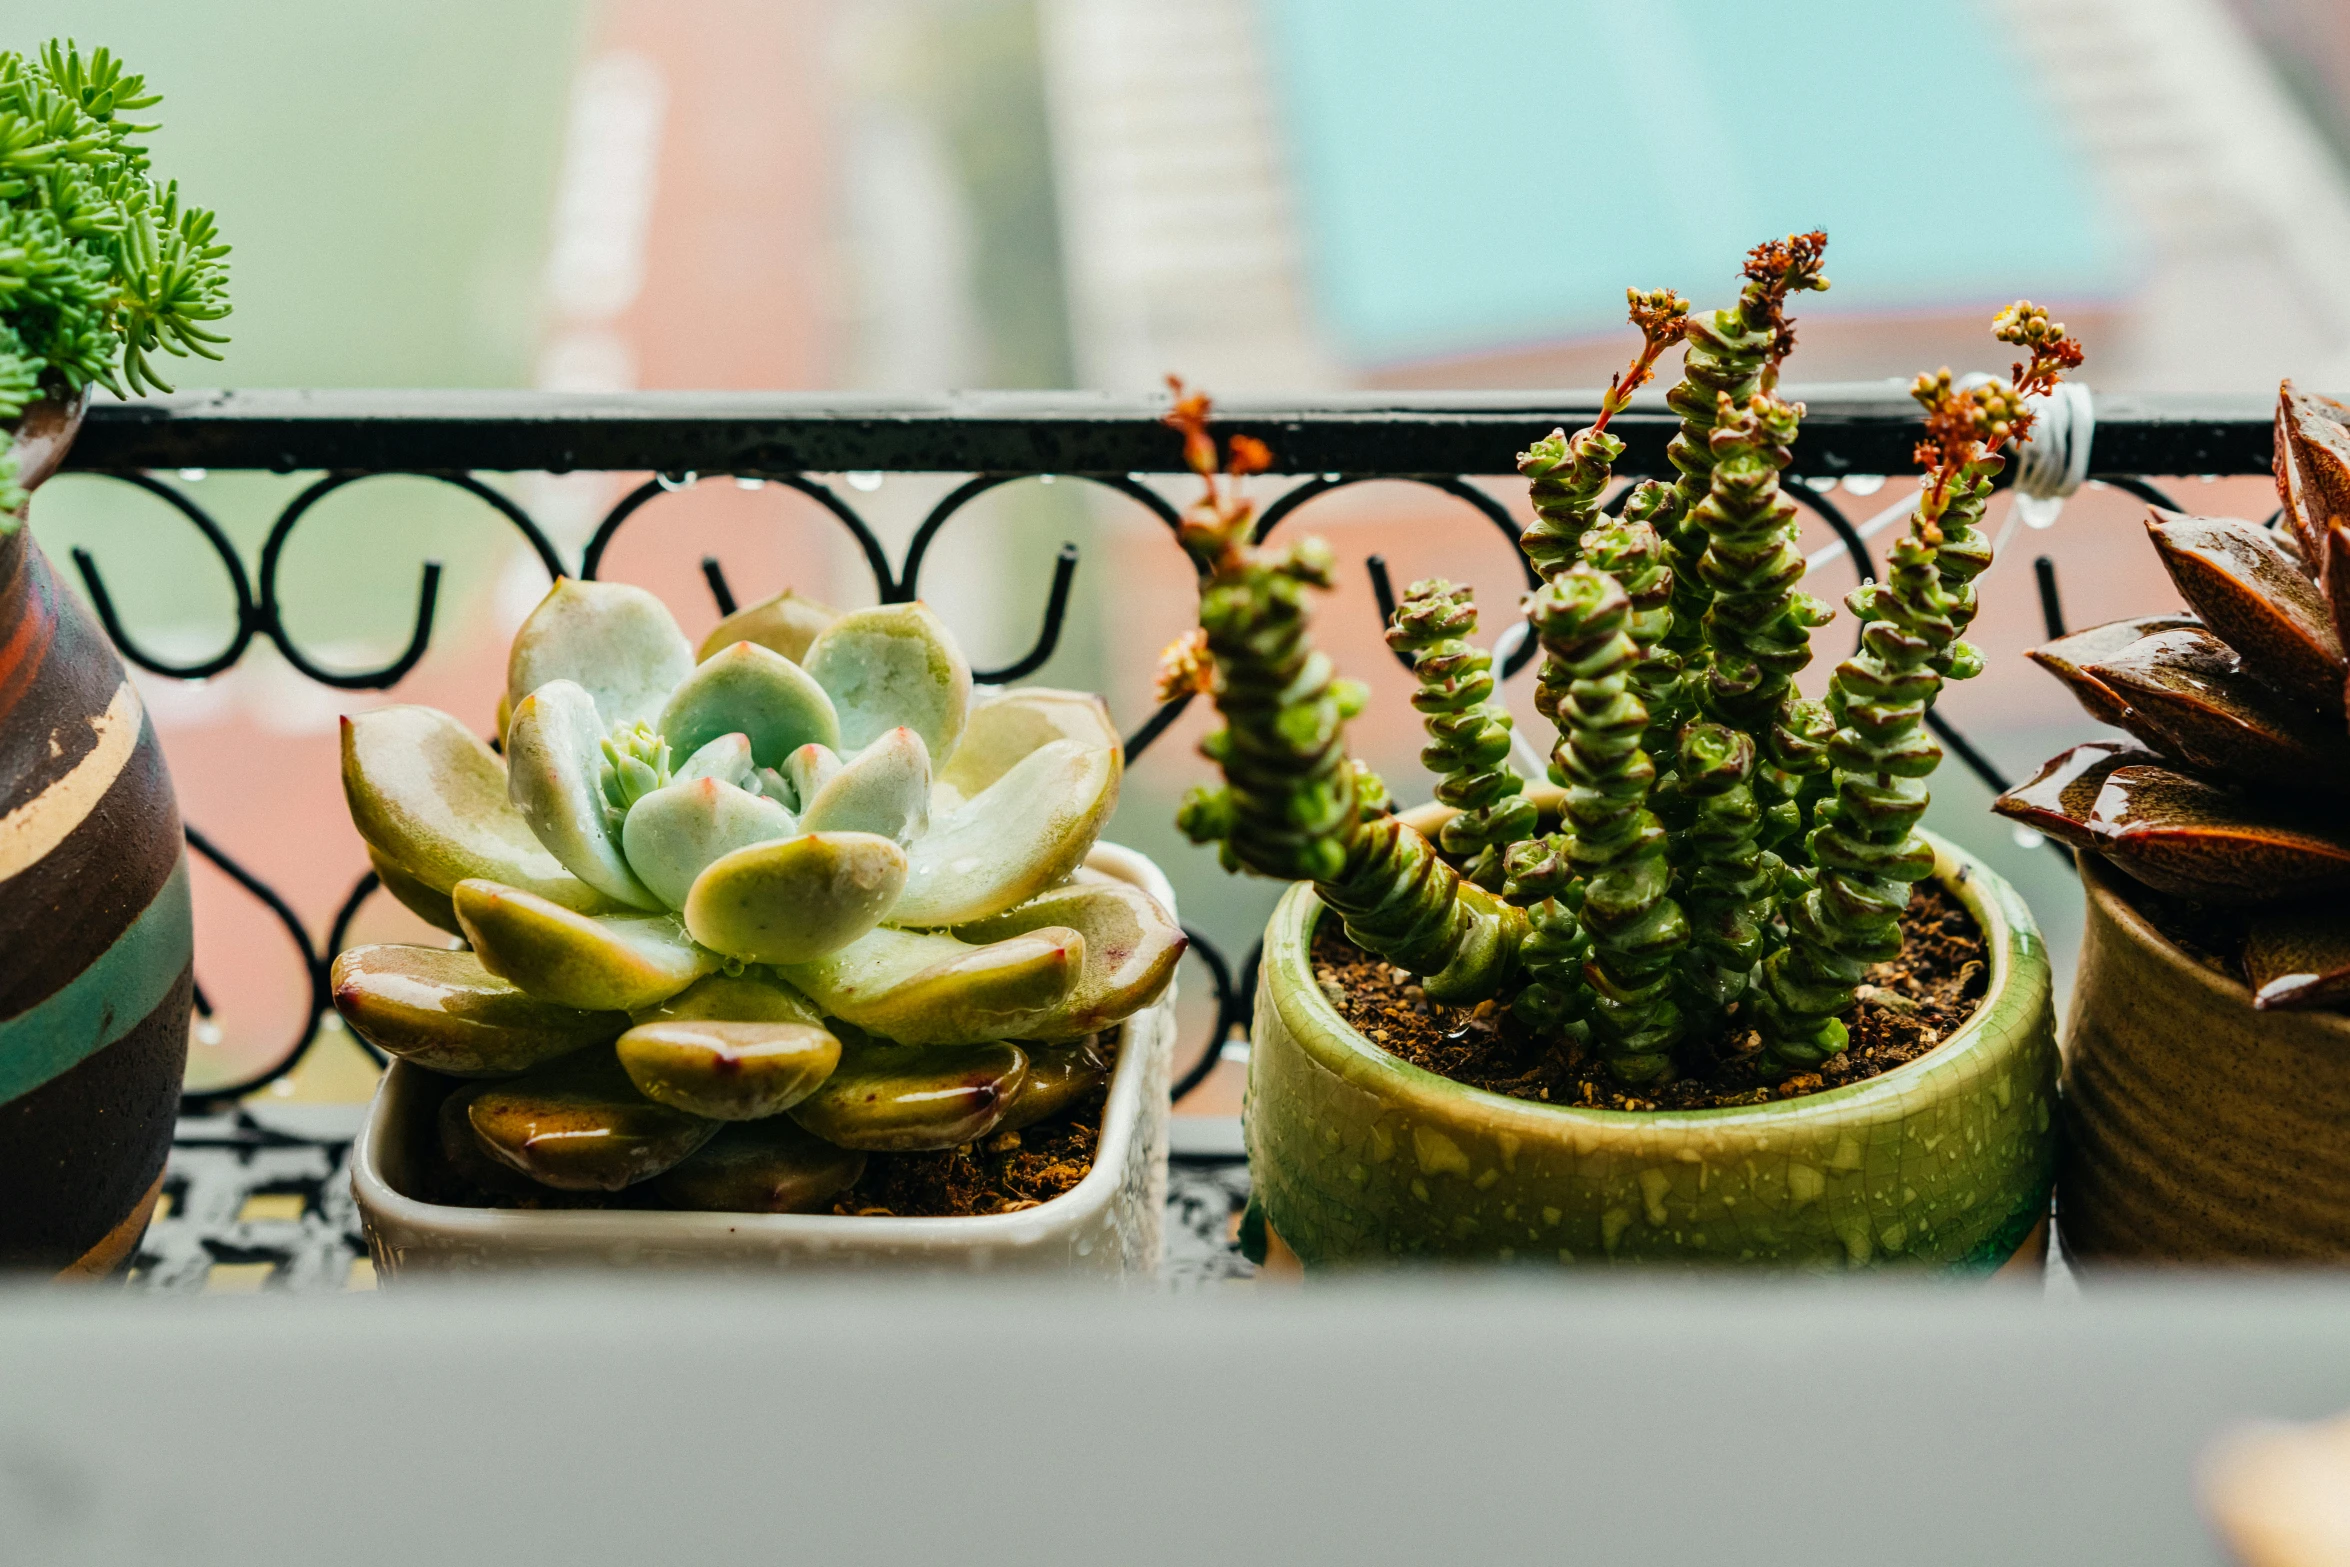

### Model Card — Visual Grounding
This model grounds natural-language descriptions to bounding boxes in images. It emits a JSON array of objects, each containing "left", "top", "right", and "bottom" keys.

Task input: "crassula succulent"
[
  {"left": 332, "top": 580, "right": 1182, "bottom": 1207},
  {"left": 1995, "top": 380, "right": 2350, "bottom": 1010},
  {"left": 1170, "top": 234, "right": 2083, "bottom": 1092}
]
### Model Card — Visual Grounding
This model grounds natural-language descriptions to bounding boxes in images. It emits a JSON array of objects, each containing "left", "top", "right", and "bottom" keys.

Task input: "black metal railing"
[{"left": 52, "top": 386, "right": 2276, "bottom": 1109}]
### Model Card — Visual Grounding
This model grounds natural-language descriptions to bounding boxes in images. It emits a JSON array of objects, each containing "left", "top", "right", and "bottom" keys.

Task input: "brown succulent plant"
[{"left": 1997, "top": 382, "right": 2350, "bottom": 1008}]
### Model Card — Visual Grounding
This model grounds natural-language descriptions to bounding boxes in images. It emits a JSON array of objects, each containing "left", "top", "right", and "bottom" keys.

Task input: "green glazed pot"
[
  {"left": 2058, "top": 852, "right": 2350, "bottom": 1265},
  {"left": 1245, "top": 830, "right": 2057, "bottom": 1268}
]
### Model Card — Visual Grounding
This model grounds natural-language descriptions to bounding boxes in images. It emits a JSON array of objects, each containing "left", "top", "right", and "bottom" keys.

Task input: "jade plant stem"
[
  {"left": 1531, "top": 562, "right": 1686, "bottom": 1083},
  {"left": 1164, "top": 385, "right": 1524, "bottom": 1002},
  {"left": 1387, "top": 579, "right": 1537, "bottom": 890}
]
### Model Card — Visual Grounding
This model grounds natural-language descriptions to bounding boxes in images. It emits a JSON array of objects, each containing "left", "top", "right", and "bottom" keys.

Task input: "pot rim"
[
  {"left": 1266, "top": 826, "right": 2043, "bottom": 1132},
  {"left": 351, "top": 840, "right": 1176, "bottom": 1246},
  {"left": 2078, "top": 849, "right": 2350, "bottom": 1033}
]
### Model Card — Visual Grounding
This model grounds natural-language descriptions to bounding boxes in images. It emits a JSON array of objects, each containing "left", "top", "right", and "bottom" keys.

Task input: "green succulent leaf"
[
  {"left": 659, "top": 640, "right": 841, "bottom": 769},
  {"left": 785, "top": 742, "right": 842, "bottom": 810},
  {"left": 507, "top": 579, "right": 695, "bottom": 732},
  {"left": 934, "top": 687, "right": 1120, "bottom": 809},
  {"left": 363, "top": 845, "right": 462, "bottom": 936},
  {"left": 649, "top": 1117, "right": 866, "bottom": 1213},
  {"left": 681, "top": 831, "right": 907, "bottom": 965},
  {"left": 619, "top": 775, "right": 797, "bottom": 910},
  {"left": 341, "top": 707, "right": 620, "bottom": 915},
  {"left": 803, "top": 602, "right": 972, "bottom": 761},
  {"left": 330, "top": 944, "right": 625, "bottom": 1077},
  {"left": 452, "top": 878, "right": 716, "bottom": 1012},
  {"left": 630, "top": 969, "right": 826, "bottom": 1027},
  {"left": 779, "top": 924, "right": 1083, "bottom": 1046},
  {"left": 787, "top": 1035, "right": 1027, "bottom": 1152},
  {"left": 798, "top": 725, "right": 930, "bottom": 843},
  {"left": 506, "top": 681, "right": 664, "bottom": 910},
  {"left": 890, "top": 739, "right": 1120, "bottom": 927},
  {"left": 697, "top": 587, "right": 837, "bottom": 665},
  {"left": 597, "top": 722, "right": 673, "bottom": 819},
  {"left": 672, "top": 731, "right": 756, "bottom": 790},
  {"left": 465, "top": 1047, "right": 718, "bottom": 1191},
  {"left": 616, "top": 1018, "right": 841, "bottom": 1121},
  {"left": 950, "top": 876, "right": 1185, "bottom": 1039}
]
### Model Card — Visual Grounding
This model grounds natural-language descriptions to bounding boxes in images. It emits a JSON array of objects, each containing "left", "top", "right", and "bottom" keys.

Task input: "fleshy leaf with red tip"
[
  {"left": 2026, "top": 615, "right": 2198, "bottom": 730},
  {"left": 2084, "top": 628, "right": 2350, "bottom": 793},
  {"left": 2278, "top": 380, "right": 2350, "bottom": 571},
  {"left": 1990, "top": 740, "right": 2162, "bottom": 850},
  {"left": 2146, "top": 509, "right": 2344, "bottom": 714},
  {"left": 2244, "top": 908, "right": 2350, "bottom": 1010},
  {"left": 2086, "top": 765, "right": 2350, "bottom": 905}
]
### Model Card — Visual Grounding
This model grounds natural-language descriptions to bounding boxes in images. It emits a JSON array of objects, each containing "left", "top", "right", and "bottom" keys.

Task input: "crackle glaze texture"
[
  {"left": 2059, "top": 853, "right": 2350, "bottom": 1264},
  {"left": 1246, "top": 831, "right": 2056, "bottom": 1268},
  {"left": 353, "top": 844, "right": 1171, "bottom": 1278}
]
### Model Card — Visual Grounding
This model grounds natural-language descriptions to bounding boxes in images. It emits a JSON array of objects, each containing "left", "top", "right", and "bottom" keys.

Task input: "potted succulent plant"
[
  {"left": 0, "top": 42, "right": 229, "bottom": 1275},
  {"left": 341, "top": 580, "right": 1184, "bottom": 1275},
  {"left": 1994, "top": 380, "right": 2350, "bottom": 1265},
  {"left": 1166, "top": 236, "right": 2074, "bottom": 1269}
]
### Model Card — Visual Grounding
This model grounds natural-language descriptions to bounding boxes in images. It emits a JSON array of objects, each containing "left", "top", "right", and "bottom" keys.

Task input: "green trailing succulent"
[
  {"left": 333, "top": 581, "right": 1182, "bottom": 1208},
  {"left": 1163, "top": 383, "right": 1522, "bottom": 1002},
  {"left": 1386, "top": 579, "right": 1536, "bottom": 890},
  {"left": 0, "top": 40, "right": 229, "bottom": 516},
  {"left": 1173, "top": 239, "right": 2084, "bottom": 1093}
]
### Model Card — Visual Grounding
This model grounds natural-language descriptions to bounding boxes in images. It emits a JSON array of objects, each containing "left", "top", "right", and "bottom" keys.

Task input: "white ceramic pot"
[{"left": 352, "top": 843, "right": 1176, "bottom": 1278}]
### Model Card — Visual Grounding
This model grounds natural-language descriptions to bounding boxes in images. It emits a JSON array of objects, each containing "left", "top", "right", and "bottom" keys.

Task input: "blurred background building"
[{"left": 8, "top": 0, "right": 2349, "bottom": 1082}]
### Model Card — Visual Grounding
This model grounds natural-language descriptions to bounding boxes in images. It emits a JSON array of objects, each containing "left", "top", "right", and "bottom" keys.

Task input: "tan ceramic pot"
[
  {"left": 1245, "top": 830, "right": 2059, "bottom": 1269},
  {"left": 2058, "top": 852, "right": 2350, "bottom": 1265}
]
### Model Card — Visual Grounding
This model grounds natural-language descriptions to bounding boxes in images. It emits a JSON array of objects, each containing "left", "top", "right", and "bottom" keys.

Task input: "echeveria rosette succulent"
[
  {"left": 1998, "top": 374, "right": 2350, "bottom": 1011},
  {"left": 333, "top": 579, "right": 1182, "bottom": 1207}
]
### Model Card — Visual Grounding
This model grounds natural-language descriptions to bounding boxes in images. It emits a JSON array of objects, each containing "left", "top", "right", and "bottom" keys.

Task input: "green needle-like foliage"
[
  {"left": 1164, "top": 385, "right": 1523, "bottom": 1002},
  {"left": 0, "top": 39, "right": 230, "bottom": 518},
  {"left": 1387, "top": 579, "right": 1537, "bottom": 889},
  {"left": 1531, "top": 562, "right": 1687, "bottom": 1084}
]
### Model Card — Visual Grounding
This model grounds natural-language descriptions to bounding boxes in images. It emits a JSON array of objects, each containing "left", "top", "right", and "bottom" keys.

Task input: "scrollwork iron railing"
[{"left": 49, "top": 386, "right": 2275, "bottom": 1110}]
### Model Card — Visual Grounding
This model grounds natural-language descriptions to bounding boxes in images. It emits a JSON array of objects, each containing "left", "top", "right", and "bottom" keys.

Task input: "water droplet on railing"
[
  {"left": 845, "top": 470, "right": 884, "bottom": 492},
  {"left": 178, "top": 467, "right": 208, "bottom": 482},
  {"left": 656, "top": 470, "right": 697, "bottom": 492},
  {"left": 1321, "top": 472, "right": 1342, "bottom": 483},
  {"left": 1842, "top": 474, "right": 1885, "bottom": 496},
  {"left": 1803, "top": 475, "right": 1836, "bottom": 492},
  {"left": 2016, "top": 493, "right": 2065, "bottom": 530},
  {"left": 734, "top": 476, "right": 764, "bottom": 490},
  {"left": 2010, "top": 824, "right": 2045, "bottom": 851}
]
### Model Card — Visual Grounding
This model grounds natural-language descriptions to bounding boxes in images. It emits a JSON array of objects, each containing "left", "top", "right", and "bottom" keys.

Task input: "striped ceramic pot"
[{"left": 0, "top": 394, "right": 192, "bottom": 1277}]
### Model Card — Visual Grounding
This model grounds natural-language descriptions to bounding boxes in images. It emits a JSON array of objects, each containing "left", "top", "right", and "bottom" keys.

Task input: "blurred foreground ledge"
[{"left": 2, "top": 1275, "right": 2345, "bottom": 1566}]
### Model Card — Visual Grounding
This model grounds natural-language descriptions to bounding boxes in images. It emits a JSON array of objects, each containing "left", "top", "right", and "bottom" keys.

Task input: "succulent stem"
[
  {"left": 1756, "top": 301, "right": 2083, "bottom": 1074},
  {"left": 1654, "top": 236, "right": 1831, "bottom": 675},
  {"left": 1165, "top": 382, "right": 1523, "bottom": 1002},
  {"left": 1386, "top": 580, "right": 1537, "bottom": 890},
  {"left": 1501, "top": 832, "right": 1590, "bottom": 1042},
  {"left": 1531, "top": 564, "right": 1686, "bottom": 1083}
]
